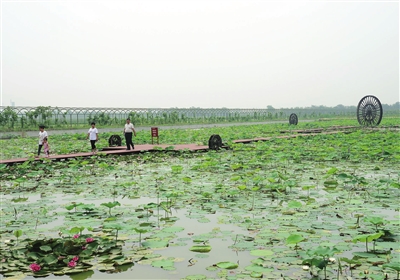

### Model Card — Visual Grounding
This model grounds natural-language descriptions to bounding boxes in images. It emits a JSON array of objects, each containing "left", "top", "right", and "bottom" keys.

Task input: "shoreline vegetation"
[{"left": 0, "top": 103, "right": 398, "bottom": 133}]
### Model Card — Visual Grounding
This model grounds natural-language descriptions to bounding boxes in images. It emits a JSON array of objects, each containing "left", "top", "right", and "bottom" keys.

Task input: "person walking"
[
  {"left": 87, "top": 122, "right": 99, "bottom": 153},
  {"left": 36, "top": 125, "right": 48, "bottom": 157},
  {"left": 124, "top": 118, "right": 136, "bottom": 150}
]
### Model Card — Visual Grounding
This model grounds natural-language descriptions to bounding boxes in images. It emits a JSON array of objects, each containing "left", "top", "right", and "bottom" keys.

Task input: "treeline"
[{"left": 0, "top": 102, "right": 398, "bottom": 131}]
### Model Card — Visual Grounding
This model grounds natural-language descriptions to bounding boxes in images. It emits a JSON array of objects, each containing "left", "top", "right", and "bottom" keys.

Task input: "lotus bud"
[
  {"left": 302, "top": 265, "right": 310, "bottom": 271},
  {"left": 328, "top": 257, "right": 336, "bottom": 263}
]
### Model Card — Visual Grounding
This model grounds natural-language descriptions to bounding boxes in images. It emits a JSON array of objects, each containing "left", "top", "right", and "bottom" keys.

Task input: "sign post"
[{"left": 151, "top": 127, "right": 159, "bottom": 144}]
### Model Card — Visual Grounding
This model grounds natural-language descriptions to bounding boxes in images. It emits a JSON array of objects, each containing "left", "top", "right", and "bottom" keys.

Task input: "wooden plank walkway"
[
  {"left": 279, "top": 126, "right": 358, "bottom": 134},
  {"left": 0, "top": 130, "right": 349, "bottom": 165},
  {"left": 0, "top": 143, "right": 209, "bottom": 165},
  {"left": 232, "top": 130, "right": 345, "bottom": 144}
]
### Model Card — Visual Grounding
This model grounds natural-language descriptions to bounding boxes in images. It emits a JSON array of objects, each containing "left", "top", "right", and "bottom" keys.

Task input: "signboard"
[
  {"left": 151, "top": 127, "right": 158, "bottom": 137},
  {"left": 151, "top": 127, "right": 159, "bottom": 144}
]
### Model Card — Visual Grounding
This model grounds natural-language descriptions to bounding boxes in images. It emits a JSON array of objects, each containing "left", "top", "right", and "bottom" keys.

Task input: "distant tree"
[{"left": 0, "top": 107, "right": 18, "bottom": 128}]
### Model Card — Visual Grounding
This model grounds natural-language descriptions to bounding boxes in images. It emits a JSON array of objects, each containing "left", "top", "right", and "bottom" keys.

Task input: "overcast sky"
[{"left": 1, "top": 1, "right": 399, "bottom": 109}]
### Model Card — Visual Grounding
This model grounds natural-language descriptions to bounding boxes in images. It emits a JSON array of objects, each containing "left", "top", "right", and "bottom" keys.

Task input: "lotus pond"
[{"left": 1, "top": 120, "right": 400, "bottom": 280}]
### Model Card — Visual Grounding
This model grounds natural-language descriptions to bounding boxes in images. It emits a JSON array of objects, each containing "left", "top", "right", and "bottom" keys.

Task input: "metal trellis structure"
[{"left": 0, "top": 105, "right": 368, "bottom": 130}]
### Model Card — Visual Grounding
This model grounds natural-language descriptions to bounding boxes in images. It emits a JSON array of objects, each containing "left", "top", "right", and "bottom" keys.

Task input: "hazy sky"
[{"left": 1, "top": 1, "right": 399, "bottom": 109}]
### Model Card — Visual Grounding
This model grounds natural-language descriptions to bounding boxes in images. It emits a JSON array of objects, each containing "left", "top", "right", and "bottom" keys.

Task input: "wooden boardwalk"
[
  {"left": 0, "top": 130, "right": 349, "bottom": 165},
  {"left": 0, "top": 143, "right": 210, "bottom": 165}
]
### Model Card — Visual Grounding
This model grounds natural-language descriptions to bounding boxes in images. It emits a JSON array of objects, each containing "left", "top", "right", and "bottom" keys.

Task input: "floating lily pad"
[
  {"left": 151, "top": 259, "right": 174, "bottom": 268},
  {"left": 141, "top": 240, "right": 169, "bottom": 249},
  {"left": 250, "top": 249, "right": 274, "bottom": 257},
  {"left": 250, "top": 271, "right": 263, "bottom": 278},
  {"left": 216, "top": 261, "right": 238, "bottom": 269},
  {"left": 189, "top": 245, "right": 212, "bottom": 253},
  {"left": 162, "top": 226, "right": 185, "bottom": 233},
  {"left": 245, "top": 264, "right": 274, "bottom": 273}
]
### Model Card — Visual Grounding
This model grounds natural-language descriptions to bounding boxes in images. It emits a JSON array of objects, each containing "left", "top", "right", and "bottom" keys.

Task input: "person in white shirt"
[
  {"left": 37, "top": 125, "right": 48, "bottom": 157},
  {"left": 123, "top": 118, "right": 136, "bottom": 150},
  {"left": 87, "top": 122, "right": 99, "bottom": 153}
]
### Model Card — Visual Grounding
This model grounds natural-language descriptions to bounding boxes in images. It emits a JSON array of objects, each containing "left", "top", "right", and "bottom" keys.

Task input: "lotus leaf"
[
  {"left": 250, "top": 249, "right": 274, "bottom": 257},
  {"left": 189, "top": 245, "right": 212, "bottom": 253},
  {"left": 216, "top": 261, "right": 238, "bottom": 269},
  {"left": 151, "top": 259, "right": 174, "bottom": 268}
]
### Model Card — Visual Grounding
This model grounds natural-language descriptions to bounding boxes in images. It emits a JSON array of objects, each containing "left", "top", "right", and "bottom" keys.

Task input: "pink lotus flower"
[
  {"left": 73, "top": 234, "right": 80, "bottom": 239},
  {"left": 86, "top": 237, "right": 94, "bottom": 243},
  {"left": 72, "top": 256, "right": 79, "bottom": 262},
  {"left": 29, "top": 263, "right": 41, "bottom": 272},
  {"left": 68, "top": 260, "right": 77, "bottom": 268}
]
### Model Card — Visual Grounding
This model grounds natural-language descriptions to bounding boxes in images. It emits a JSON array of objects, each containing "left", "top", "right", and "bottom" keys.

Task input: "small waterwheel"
[
  {"left": 208, "top": 134, "right": 222, "bottom": 150},
  {"left": 289, "top": 113, "right": 298, "bottom": 125},
  {"left": 357, "top": 95, "right": 383, "bottom": 126},
  {"left": 108, "top": 135, "right": 122, "bottom": 147}
]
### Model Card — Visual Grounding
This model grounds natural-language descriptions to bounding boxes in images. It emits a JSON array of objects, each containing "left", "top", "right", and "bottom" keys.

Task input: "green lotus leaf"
[
  {"left": 216, "top": 261, "right": 238, "bottom": 269},
  {"left": 171, "top": 165, "right": 183, "bottom": 173},
  {"left": 13, "top": 230, "right": 22, "bottom": 238},
  {"left": 365, "top": 216, "right": 385, "bottom": 225},
  {"left": 286, "top": 234, "right": 304, "bottom": 245},
  {"left": 352, "top": 252, "right": 378, "bottom": 258},
  {"left": 206, "top": 265, "right": 219, "bottom": 271},
  {"left": 245, "top": 264, "right": 274, "bottom": 273},
  {"left": 142, "top": 240, "right": 169, "bottom": 248},
  {"left": 151, "top": 259, "right": 174, "bottom": 268},
  {"left": 11, "top": 197, "right": 29, "bottom": 203},
  {"left": 142, "top": 254, "right": 162, "bottom": 260},
  {"left": 323, "top": 180, "right": 338, "bottom": 186},
  {"left": 182, "top": 177, "right": 192, "bottom": 183},
  {"left": 189, "top": 245, "right": 212, "bottom": 253},
  {"left": 162, "top": 226, "right": 185, "bottom": 233},
  {"left": 133, "top": 227, "right": 148, "bottom": 234},
  {"left": 43, "top": 254, "right": 58, "bottom": 265},
  {"left": 68, "top": 270, "right": 95, "bottom": 280},
  {"left": 26, "top": 252, "right": 40, "bottom": 260},
  {"left": 250, "top": 271, "right": 263, "bottom": 278},
  {"left": 39, "top": 245, "right": 53, "bottom": 252},
  {"left": 250, "top": 249, "right": 274, "bottom": 257},
  {"left": 352, "top": 232, "right": 383, "bottom": 243},
  {"left": 287, "top": 200, "right": 302, "bottom": 208},
  {"left": 307, "top": 246, "right": 340, "bottom": 257},
  {"left": 97, "top": 263, "right": 117, "bottom": 272},
  {"left": 101, "top": 201, "right": 121, "bottom": 208},
  {"left": 383, "top": 262, "right": 400, "bottom": 272},
  {"left": 77, "top": 204, "right": 96, "bottom": 212},
  {"left": 103, "top": 222, "right": 124, "bottom": 230}
]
